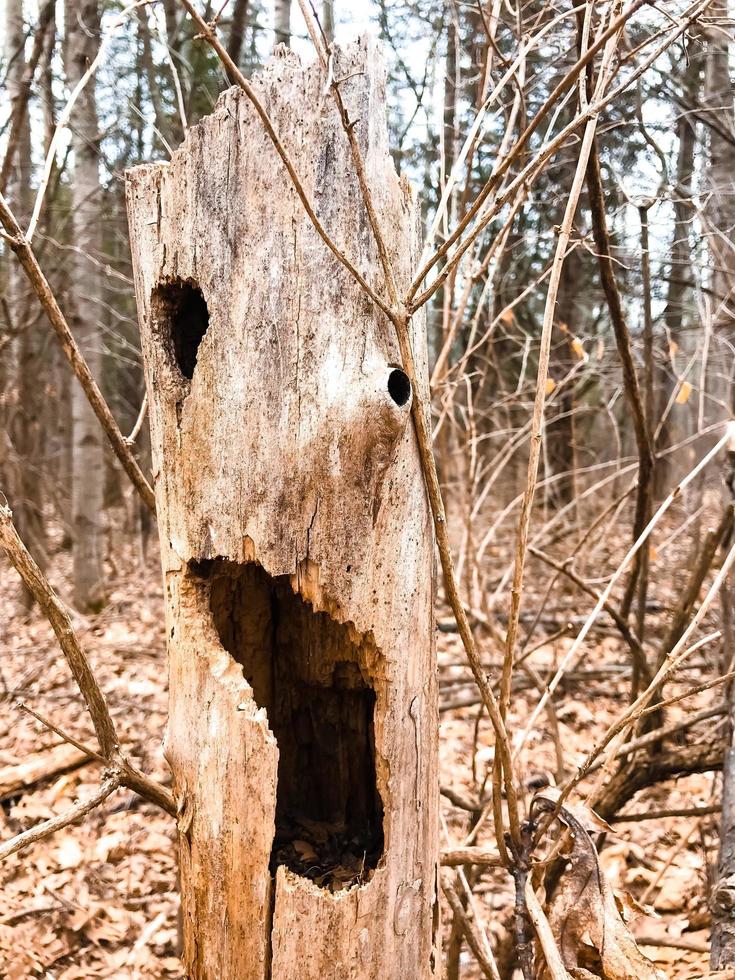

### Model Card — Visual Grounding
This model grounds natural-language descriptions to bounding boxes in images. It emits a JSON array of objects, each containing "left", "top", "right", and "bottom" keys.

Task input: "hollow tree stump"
[{"left": 126, "top": 38, "right": 439, "bottom": 979}]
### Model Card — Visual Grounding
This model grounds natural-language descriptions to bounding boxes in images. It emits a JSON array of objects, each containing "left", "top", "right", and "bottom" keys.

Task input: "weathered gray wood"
[{"left": 126, "top": 38, "right": 439, "bottom": 979}]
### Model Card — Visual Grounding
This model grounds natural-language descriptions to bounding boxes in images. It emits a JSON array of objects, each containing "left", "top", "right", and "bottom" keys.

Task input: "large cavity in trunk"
[
  {"left": 151, "top": 278, "right": 209, "bottom": 381},
  {"left": 191, "top": 559, "right": 384, "bottom": 890}
]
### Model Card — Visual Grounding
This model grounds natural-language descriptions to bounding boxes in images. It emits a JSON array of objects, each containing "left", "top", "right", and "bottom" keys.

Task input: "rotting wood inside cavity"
[{"left": 190, "top": 558, "right": 385, "bottom": 890}]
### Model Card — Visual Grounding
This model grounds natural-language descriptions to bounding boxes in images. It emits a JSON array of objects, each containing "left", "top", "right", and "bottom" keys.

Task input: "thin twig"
[
  {"left": 441, "top": 873, "right": 502, "bottom": 980},
  {"left": 0, "top": 774, "right": 121, "bottom": 862}
]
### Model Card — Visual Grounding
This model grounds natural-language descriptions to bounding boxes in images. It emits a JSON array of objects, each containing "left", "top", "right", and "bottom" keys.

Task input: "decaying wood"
[
  {"left": 441, "top": 847, "right": 503, "bottom": 868},
  {"left": 0, "top": 742, "right": 89, "bottom": 801},
  {"left": 126, "top": 39, "right": 438, "bottom": 979}
]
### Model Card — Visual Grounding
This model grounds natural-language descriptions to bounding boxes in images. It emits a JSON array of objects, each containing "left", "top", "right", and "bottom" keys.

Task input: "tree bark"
[
  {"left": 64, "top": 0, "right": 106, "bottom": 610},
  {"left": 274, "top": 0, "right": 291, "bottom": 48},
  {"left": 707, "top": 6, "right": 735, "bottom": 966},
  {"left": 226, "top": 0, "right": 250, "bottom": 79},
  {"left": 656, "top": 40, "right": 699, "bottom": 489},
  {"left": 322, "top": 0, "right": 335, "bottom": 43},
  {"left": 3, "top": 0, "right": 48, "bottom": 599},
  {"left": 704, "top": 0, "right": 735, "bottom": 411},
  {"left": 126, "top": 39, "right": 439, "bottom": 979},
  {"left": 442, "top": 6, "right": 458, "bottom": 215}
]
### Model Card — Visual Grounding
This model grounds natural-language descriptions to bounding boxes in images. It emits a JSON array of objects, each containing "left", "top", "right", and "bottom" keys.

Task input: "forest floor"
[{"left": 0, "top": 507, "right": 725, "bottom": 979}]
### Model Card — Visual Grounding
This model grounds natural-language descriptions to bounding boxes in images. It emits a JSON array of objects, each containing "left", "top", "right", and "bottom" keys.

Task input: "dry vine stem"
[
  {"left": 406, "top": 0, "right": 651, "bottom": 302},
  {"left": 502, "top": 0, "right": 624, "bottom": 710},
  {"left": 517, "top": 423, "right": 733, "bottom": 758},
  {"left": 524, "top": 880, "right": 570, "bottom": 980},
  {"left": 441, "top": 873, "right": 502, "bottom": 980},
  {"left": 404, "top": 0, "right": 712, "bottom": 313},
  {"left": 581, "top": 537, "right": 735, "bottom": 804}
]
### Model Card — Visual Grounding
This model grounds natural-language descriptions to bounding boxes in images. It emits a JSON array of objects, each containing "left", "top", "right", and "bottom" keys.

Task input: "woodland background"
[{"left": 2, "top": 0, "right": 735, "bottom": 977}]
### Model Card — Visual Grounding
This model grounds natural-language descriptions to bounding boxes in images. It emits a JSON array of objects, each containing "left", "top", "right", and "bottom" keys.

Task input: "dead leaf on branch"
[{"left": 533, "top": 792, "right": 666, "bottom": 980}]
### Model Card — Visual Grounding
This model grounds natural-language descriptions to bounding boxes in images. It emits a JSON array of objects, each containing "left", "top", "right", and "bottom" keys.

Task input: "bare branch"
[{"left": 0, "top": 774, "right": 121, "bottom": 862}]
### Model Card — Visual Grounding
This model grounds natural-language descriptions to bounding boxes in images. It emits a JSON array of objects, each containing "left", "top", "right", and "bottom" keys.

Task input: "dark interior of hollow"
[
  {"left": 153, "top": 279, "right": 209, "bottom": 380},
  {"left": 191, "top": 559, "right": 384, "bottom": 890},
  {"left": 387, "top": 368, "right": 411, "bottom": 406}
]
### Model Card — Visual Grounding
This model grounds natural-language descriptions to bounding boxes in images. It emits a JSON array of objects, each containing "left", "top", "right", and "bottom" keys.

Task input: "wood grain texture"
[{"left": 126, "top": 38, "right": 438, "bottom": 979}]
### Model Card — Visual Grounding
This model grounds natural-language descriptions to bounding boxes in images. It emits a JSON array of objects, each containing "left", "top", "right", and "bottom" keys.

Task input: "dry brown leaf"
[
  {"left": 676, "top": 381, "right": 693, "bottom": 404},
  {"left": 571, "top": 337, "right": 586, "bottom": 361},
  {"left": 533, "top": 794, "right": 666, "bottom": 980}
]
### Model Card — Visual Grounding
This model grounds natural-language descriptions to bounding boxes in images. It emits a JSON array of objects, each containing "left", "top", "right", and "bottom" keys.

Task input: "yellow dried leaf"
[
  {"left": 545, "top": 377, "right": 556, "bottom": 395},
  {"left": 649, "top": 544, "right": 658, "bottom": 561},
  {"left": 669, "top": 339, "right": 679, "bottom": 356},
  {"left": 571, "top": 337, "right": 586, "bottom": 360},
  {"left": 500, "top": 308, "right": 514, "bottom": 326},
  {"left": 676, "top": 381, "right": 692, "bottom": 404}
]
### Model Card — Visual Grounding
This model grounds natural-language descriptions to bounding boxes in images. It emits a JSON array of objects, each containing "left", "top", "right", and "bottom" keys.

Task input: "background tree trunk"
[
  {"left": 126, "top": 39, "right": 439, "bottom": 978},
  {"left": 64, "top": 0, "right": 105, "bottom": 611},
  {"left": 226, "top": 0, "right": 250, "bottom": 78},
  {"left": 707, "top": 6, "right": 735, "bottom": 967},
  {"left": 704, "top": 0, "right": 735, "bottom": 411},
  {"left": 274, "top": 0, "right": 291, "bottom": 48},
  {"left": 656, "top": 39, "right": 699, "bottom": 493},
  {"left": 4, "top": 0, "right": 48, "bottom": 599},
  {"left": 322, "top": 0, "right": 335, "bottom": 43}
]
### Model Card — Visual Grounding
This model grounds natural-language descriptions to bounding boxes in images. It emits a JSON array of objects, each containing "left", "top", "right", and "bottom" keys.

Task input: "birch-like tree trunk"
[
  {"left": 274, "top": 0, "right": 291, "bottom": 48},
  {"left": 655, "top": 41, "right": 699, "bottom": 493},
  {"left": 127, "top": 39, "right": 439, "bottom": 979},
  {"left": 322, "top": 0, "right": 335, "bottom": 43},
  {"left": 64, "top": 1, "right": 105, "bottom": 610},
  {"left": 704, "top": 0, "right": 735, "bottom": 410}
]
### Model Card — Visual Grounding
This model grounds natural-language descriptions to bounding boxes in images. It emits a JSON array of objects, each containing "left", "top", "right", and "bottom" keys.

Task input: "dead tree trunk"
[{"left": 126, "top": 40, "right": 439, "bottom": 979}]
